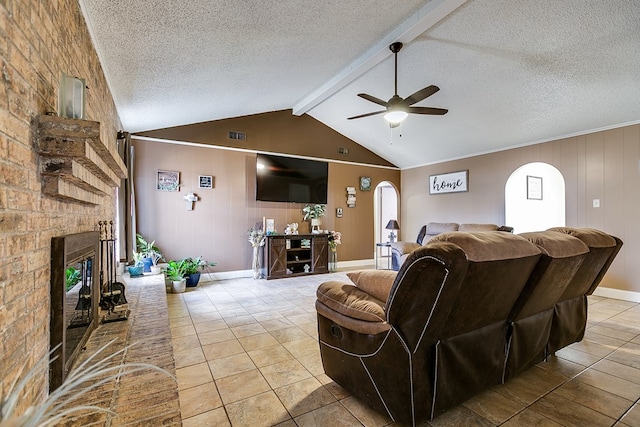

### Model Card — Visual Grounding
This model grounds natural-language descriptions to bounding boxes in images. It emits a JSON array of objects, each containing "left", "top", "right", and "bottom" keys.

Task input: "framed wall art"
[
  {"left": 360, "top": 176, "right": 371, "bottom": 191},
  {"left": 429, "top": 170, "right": 468, "bottom": 195},
  {"left": 527, "top": 175, "right": 543, "bottom": 200},
  {"left": 157, "top": 170, "right": 180, "bottom": 191},
  {"left": 198, "top": 175, "right": 213, "bottom": 189}
]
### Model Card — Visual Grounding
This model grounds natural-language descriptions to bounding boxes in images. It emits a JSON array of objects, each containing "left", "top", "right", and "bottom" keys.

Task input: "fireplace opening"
[{"left": 50, "top": 231, "right": 99, "bottom": 391}]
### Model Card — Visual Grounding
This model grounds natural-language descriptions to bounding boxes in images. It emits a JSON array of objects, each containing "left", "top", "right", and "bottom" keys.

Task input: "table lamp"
[{"left": 385, "top": 220, "right": 400, "bottom": 243}]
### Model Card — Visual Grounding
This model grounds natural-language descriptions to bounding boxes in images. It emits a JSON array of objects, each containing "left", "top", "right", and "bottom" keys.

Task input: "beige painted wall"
[
  {"left": 401, "top": 124, "right": 640, "bottom": 293},
  {"left": 132, "top": 139, "right": 400, "bottom": 270}
]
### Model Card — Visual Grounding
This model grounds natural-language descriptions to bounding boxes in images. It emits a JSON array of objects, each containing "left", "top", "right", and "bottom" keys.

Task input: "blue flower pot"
[
  {"left": 128, "top": 265, "right": 143, "bottom": 276},
  {"left": 186, "top": 273, "right": 201, "bottom": 287},
  {"left": 142, "top": 257, "right": 153, "bottom": 272}
]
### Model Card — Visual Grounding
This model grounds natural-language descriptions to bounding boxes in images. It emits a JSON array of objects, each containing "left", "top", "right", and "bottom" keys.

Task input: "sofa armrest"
[
  {"left": 390, "top": 242, "right": 421, "bottom": 270},
  {"left": 391, "top": 241, "right": 420, "bottom": 255}
]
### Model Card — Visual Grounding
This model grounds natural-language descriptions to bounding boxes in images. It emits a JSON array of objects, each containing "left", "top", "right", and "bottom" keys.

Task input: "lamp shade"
[{"left": 385, "top": 220, "right": 400, "bottom": 230}]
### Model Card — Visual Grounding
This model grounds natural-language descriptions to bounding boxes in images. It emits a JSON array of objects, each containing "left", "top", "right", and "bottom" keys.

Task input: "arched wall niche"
[{"left": 505, "top": 162, "right": 565, "bottom": 233}]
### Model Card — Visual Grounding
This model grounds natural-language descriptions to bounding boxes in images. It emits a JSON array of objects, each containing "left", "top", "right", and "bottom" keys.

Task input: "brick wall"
[{"left": 0, "top": 0, "right": 121, "bottom": 413}]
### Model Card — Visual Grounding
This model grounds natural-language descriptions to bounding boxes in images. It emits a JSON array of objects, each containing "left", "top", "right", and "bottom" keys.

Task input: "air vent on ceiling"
[
  {"left": 338, "top": 147, "right": 349, "bottom": 155},
  {"left": 228, "top": 130, "right": 246, "bottom": 141}
]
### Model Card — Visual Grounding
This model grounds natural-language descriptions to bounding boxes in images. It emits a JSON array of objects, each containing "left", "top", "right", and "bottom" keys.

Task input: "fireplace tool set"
[
  {"left": 69, "top": 257, "right": 92, "bottom": 327},
  {"left": 99, "top": 221, "right": 129, "bottom": 322}
]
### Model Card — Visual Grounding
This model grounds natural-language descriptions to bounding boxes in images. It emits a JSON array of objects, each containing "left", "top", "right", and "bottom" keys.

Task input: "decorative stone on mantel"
[{"left": 35, "top": 115, "right": 128, "bottom": 204}]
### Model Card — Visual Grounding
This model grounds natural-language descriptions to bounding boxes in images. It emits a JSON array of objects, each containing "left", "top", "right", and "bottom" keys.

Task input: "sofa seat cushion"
[
  {"left": 347, "top": 270, "right": 397, "bottom": 302},
  {"left": 316, "top": 281, "right": 387, "bottom": 322}
]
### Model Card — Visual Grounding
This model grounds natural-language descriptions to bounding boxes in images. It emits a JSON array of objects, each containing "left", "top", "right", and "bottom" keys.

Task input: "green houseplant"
[
  {"left": 302, "top": 204, "right": 326, "bottom": 233},
  {"left": 302, "top": 204, "right": 326, "bottom": 221},
  {"left": 182, "top": 257, "right": 216, "bottom": 287},
  {"left": 166, "top": 259, "right": 188, "bottom": 293},
  {"left": 65, "top": 267, "right": 81, "bottom": 291},
  {"left": 135, "top": 234, "right": 163, "bottom": 272}
]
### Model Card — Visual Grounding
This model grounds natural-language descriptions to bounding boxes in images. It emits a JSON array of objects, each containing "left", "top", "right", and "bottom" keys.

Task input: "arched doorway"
[
  {"left": 505, "top": 162, "right": 565, "bottom": 233},
  {"left": 374, "top": 181, "right": 399, "bottom": 263}
]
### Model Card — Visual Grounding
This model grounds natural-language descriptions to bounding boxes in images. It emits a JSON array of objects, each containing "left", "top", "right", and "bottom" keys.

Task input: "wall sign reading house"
[{"left": 429, "top": 170, "right": 469, "bottom": 195}]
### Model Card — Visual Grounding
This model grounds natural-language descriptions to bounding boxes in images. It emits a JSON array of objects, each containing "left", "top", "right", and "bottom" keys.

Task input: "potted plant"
[
  {"left": 182, "top": 256, "right": 216, "bottom": 287},
  {"left": 136, "top": 234, "right": 163, "bottom": 273},
  {"left": 128, "top": 252, "right": 144, "bottom": 276},
  {"left": 302, "top": 204, "right": 326, "bottom": 233},
  {"left": 166, "top": 259, "right": 188, "bottom": 293}
]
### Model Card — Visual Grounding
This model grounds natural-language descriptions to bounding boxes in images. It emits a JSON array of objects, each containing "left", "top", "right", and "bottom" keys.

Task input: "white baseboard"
[
  {"left": 592, "top": 287, "right": 640, "bottom": 303},
  {"left": 200, "top": 270, "right": 253, "bottom": 281},
  {"left": 337, "top": 259, "right": 375, "bottom": 269},
  {"left": 199, "top": 259, "right": 377, "bottom": 282}
]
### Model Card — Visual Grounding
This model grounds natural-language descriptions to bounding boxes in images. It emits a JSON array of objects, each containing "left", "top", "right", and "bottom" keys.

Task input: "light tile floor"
[{"left": 168, "top": 271, "right": 640, "bottom": 426}]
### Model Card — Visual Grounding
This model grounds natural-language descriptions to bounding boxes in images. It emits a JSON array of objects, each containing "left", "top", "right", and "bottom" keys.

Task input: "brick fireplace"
[{"left": 0, "top": 0, "right": 124, "bottom": 416}]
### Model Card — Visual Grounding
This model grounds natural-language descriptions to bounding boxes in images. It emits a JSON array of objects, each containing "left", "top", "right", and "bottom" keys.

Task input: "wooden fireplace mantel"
[{"left": 35, "top": 115, "right": 128, "bottom": 205}]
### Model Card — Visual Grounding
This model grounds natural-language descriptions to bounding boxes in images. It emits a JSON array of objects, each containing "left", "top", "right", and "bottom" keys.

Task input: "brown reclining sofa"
[
  {"left": 315, "top": 228, "right": 622, "bottom": 426},
  {"left": 390, "top": 222, "right": 514, "bottom": 270}
]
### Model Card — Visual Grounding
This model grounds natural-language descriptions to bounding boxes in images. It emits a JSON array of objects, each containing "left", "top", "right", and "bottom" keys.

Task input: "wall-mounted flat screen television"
[{"left": 256, "top": 153, "right": 328, "bottom": 204}]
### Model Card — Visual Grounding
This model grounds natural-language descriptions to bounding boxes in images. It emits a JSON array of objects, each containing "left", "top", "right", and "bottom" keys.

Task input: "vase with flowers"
[
  {"left": 248, "top": 227, "right": 266, "bottom": 279},
  {"left": 328, "top": 230, "right": 342, "bottom": 272}
]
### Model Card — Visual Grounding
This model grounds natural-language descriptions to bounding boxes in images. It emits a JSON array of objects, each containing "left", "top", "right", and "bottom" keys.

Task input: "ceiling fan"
[{"left": 347, "top": 42, "right": 448, "bottom": 128}]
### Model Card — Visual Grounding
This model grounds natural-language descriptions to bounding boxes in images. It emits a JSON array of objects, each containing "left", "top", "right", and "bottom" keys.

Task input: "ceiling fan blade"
[
  {"left": 403, "top": 85, "right": 440, "bottom": 106},
  {"left": 347, "top": 110, "right": 386, "bottom": 120},
  {"left": 408, "top": 106, "right": 448, "bottom": 115},
  {"left": 357, "top": 93, "right": 388, "bottom": 107}
]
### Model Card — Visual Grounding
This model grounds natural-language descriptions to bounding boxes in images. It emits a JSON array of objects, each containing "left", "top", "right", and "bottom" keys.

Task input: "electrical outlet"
[{"left": 593, "top": 199, "right": 600, "bottom": 208}]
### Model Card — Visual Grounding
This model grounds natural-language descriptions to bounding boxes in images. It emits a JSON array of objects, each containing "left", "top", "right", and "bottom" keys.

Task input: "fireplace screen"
[{"left": 50, "top": 231, "right": 99, "bottom": 390}]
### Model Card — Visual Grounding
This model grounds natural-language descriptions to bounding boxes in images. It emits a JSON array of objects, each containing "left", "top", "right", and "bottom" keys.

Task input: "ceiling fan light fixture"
[
  {"left": 384, "top": 109, "right": 408, "bottom": 124},
  {"left": 347, "top": 41, "right": 447, "bottom": 124}
]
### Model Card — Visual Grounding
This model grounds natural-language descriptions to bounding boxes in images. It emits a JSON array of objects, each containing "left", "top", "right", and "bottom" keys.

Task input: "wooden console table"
[{"left": 263, "top": 234, "right": 328, "bottom": 279}]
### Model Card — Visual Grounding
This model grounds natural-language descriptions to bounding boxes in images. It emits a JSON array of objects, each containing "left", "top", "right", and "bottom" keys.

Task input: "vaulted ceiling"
[{"left": 79, "top": 0, "right": 640, "bottom": 169}]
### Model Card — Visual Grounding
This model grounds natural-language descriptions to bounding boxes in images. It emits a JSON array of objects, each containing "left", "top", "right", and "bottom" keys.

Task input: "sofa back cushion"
[
  {"left": 427, "top": 222, "right": 459, "bottom": 235},
  {"left": 547, "top": 227, "right": 620, "bottom": 299},
  {"left": 428, "top": 231, "right": 542, "bottom": 336},
  {"left": 510, "top": 231, "right": 589, "bottom": 319},
  {"left": 417, "top": 222, "right": 459, "bottom": 244},
  {"left": 458, "top": 223, "right": 499, "bottom": 232}
]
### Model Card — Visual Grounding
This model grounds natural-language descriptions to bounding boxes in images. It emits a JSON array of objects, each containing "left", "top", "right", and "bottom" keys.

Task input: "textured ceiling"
[{"left": 80, "top": 0, "right": 640, "bottom": 169}]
